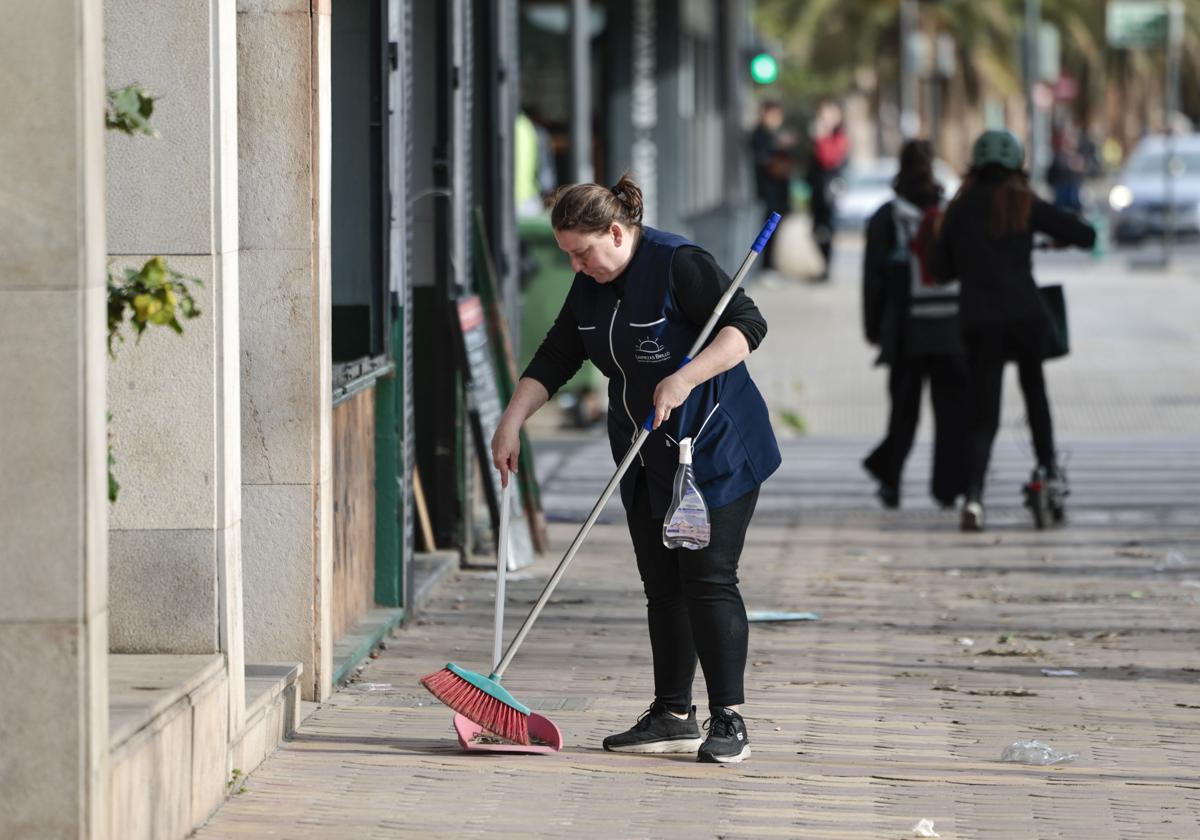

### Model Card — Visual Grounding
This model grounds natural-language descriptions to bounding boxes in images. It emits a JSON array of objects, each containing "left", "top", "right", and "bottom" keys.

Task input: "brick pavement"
[
  {"left": 746, "top": 240, "right": 1200, "bottom": 439},
  {"left": 194, "top": 237, "right": 1200, "bottom": 839},
  {"left": 196, "top": 484, "right": 1200, "bottom": 838}
]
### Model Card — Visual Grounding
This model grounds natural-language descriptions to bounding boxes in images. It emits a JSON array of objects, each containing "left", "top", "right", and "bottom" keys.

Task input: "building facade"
[{"left": 0, "top": 1, "right": 759, "bottom": 837}]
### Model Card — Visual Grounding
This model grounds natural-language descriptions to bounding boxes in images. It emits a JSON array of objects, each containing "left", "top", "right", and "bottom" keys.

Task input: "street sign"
[
  {"left": 1106, "top": 1, "right": 1171, "bottom": 47},
  {"left": 1039, "top": 23, "right": 1061, "bottom": 81},
  {"left": 455, "top": 295, "right": 535, "bottom": 571}
]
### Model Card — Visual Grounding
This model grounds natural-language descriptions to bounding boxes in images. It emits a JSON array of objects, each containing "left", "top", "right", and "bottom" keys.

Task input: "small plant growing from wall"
[{"left": 104, "top": 84, "right": 203, "bottom": 502}]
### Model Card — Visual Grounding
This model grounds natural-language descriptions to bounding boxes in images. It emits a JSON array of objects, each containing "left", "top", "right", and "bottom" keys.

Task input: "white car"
[
  {"left": 1109, "top": 134, "right": 1200, "bottom": 244},
  {"left": 833, "top": 157, "right": 961, "bottom": 231}
]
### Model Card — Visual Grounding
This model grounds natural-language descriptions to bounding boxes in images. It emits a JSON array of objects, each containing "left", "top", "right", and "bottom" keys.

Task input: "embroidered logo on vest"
[{"left": 634, "top": 336, "right": 671, "bottom": 364}]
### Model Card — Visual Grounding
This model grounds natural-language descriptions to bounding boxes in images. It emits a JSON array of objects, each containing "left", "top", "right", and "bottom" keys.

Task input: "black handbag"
[{"left": 1039, "top": 284, "right": 1069, "bottom": 360}]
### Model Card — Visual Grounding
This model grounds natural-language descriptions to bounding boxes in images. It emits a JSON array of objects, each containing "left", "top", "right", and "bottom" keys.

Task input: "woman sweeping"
[{"left": 492, "top": 173, "right": 781, "bottom": 763}]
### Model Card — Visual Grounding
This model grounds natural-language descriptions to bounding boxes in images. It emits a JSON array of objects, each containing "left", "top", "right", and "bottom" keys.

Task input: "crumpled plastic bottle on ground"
[
  {"left": 1000, "top": 739, "right": 1079, "bottom": 765},
  {"left": 911, "top": 818, "right": 940, "bottom": 837}
]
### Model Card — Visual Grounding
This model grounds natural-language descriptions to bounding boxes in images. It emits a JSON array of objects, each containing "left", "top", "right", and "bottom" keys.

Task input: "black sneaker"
[
  {"left": 602, "top": 702, "right": 701, "bottom": 754},
  {"left": 697, "top": 708, "right": 751, "bottom": 764},
  {"left": 877, "top": 483, "right": 900, "bottom": 509}
]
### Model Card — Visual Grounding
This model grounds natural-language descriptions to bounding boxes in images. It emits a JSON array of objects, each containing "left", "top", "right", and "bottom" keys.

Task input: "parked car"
[
  {"left": 832, "top": 157, "right": 961, "bottom": 231},
  {"left": 1109, "top": 134, "right": 1200, "bottom": 244}
]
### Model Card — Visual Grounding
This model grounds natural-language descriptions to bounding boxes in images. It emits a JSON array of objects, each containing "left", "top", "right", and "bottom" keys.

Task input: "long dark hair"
[
  {"left": 893, "top": 139, "right": 942, "bottom": 208},
  {"left": 551, "top": 171, "right": 644, "bottom": 233},
  {"left": 949, "top": 163, "right": 1034, "bottom": 236}
]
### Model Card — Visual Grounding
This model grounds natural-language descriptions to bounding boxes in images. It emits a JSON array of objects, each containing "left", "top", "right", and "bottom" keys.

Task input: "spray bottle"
[{"left": 662, "top": 437, "right": 711, "bottom": 550}]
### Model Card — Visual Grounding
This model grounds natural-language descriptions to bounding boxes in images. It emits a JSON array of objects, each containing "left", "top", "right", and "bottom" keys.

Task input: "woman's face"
[{"left": 554, "top": 223, "right": 636, "bottom": 284}]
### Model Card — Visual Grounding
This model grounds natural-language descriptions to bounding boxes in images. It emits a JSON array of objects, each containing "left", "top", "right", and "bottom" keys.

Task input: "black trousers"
[
  {"left": 624, "top": 471, "right": 759, "bottom": 712},
  {"left": 759, "top": 189, "right": 790, "bottom": 270},
  {"left": 964, "top": 328, "right": 1057, "bottom": 498},
  {"left": 810, "top": 197, "right": 835, "bottom": 272},
  {"left": 864, "top": 355, "right": 969, "bottom": 503}
]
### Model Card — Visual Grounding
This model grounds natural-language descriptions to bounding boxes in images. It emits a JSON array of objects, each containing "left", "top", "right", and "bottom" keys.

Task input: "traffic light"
[{"left": 749, "top": 52, "right": 779, "bottom": 85}]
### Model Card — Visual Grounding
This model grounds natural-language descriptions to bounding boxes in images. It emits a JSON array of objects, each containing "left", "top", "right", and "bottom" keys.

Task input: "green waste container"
[{"left": 518, "top": 215, "right": 605, "bottom": 424}]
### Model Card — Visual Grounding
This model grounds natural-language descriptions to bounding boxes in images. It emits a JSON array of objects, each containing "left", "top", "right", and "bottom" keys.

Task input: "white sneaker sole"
[
  {"left": 698, "top": 744, "right": 751, "bottom": 764},
  {"left": 603, "top": 736, "right": 702, "bottom": 754},
  {"left": 961, "top": 504, "right": 984, "bottom": 532}
]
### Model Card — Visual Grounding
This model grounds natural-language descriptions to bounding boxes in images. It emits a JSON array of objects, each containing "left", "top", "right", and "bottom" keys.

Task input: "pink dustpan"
[
  {"left": 453, "top": 712, "right": 563, "bottom": 753},
  {"left": 451, "top": 484, "right": 562, "bottom": 753}
]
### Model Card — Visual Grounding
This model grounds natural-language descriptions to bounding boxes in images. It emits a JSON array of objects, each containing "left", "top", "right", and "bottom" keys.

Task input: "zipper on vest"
[{"left": 608, "top": 298, "right": 644, "bottom": 466}]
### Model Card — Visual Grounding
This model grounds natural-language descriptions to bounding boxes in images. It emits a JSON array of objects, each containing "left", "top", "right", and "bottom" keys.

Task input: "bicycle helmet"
[{"left": 971, "top": 129, "right": 1025, "bottom": 171}]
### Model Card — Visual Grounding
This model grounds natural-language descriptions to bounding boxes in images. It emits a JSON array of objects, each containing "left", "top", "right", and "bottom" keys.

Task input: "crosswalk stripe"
[{"left": 534, "top": 435, "right": 1200, "bottom": 522}]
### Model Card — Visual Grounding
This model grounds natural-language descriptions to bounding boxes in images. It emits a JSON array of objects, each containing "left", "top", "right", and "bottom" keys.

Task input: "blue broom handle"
[{"left": 492, "top": 212, "right": 781, "bottom": 679}]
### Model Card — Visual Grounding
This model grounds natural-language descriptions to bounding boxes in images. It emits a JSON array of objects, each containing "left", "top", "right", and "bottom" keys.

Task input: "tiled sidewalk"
[
  {"left": 195, "top": 239, "right": 1200, "bottom": 838},
  {"left": 196, "top": 499, "right": 1200, "bottom": 839}
]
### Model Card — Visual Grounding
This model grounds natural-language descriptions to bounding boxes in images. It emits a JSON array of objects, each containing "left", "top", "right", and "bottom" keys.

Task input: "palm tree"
[{"left": 754, "top": 0, "right": 1200, "bottom": 159}]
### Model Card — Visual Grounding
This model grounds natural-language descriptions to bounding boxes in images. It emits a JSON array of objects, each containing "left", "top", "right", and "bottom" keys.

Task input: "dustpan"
[
  {"left": 453, "top": 710, "right": 562, "bottom": 753},
  {"left": 454, "top": 481, "right": 562, "bottom": 753}
]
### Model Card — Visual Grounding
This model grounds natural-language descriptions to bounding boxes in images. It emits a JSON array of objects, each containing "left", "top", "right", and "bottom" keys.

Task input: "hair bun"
[
  {"left": 610, "top": 172, "right": 644, "bottom": 226},
  {"left": 550, "top": 172, "right": 644, "bottom": 233}
]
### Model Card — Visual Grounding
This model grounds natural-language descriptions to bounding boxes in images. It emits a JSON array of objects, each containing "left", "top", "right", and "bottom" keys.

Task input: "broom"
[{"left": 421, "top": 213, "right": 782, "bottom": 744}]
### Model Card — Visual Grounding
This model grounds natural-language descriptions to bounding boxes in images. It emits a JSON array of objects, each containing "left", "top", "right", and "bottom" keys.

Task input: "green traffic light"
[{"left": 750, "top": 52, "right": 778, "bottom": 85}]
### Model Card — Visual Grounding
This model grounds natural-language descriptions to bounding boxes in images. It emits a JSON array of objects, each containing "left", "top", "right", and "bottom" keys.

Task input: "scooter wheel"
[{"left": 1024, "top": 483, "right": 1048, "bottom": 530}]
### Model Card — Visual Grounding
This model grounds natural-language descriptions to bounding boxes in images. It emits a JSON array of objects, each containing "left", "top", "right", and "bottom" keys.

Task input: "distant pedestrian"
[
  {"left": 862, "top": 139, "right": 967, "bottom": 509},
  {"left": 1046, "top": 127, "right": 1086, "bottom": 214},
  {"left": 805, "top": 100, "right": 848, "bottom": 280},
  {"left": 933, "top": 129, "right": 1095, "bottom": 532},
  {"left": 751, "top": 100, "right": 795, "bottom": 272}
]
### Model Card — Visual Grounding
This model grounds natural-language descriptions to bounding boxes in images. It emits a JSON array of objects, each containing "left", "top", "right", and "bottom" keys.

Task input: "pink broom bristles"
[{"left": 421, "top": 668, "right": 531, "bottom": 745}]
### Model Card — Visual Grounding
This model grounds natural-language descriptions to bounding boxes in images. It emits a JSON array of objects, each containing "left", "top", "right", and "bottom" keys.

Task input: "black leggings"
[
  {"left": 964, "top": 328, "right": 1056, "bottom": 499},
  {"left": 624, "top": 471, "right": 759, "bottom": 712}
]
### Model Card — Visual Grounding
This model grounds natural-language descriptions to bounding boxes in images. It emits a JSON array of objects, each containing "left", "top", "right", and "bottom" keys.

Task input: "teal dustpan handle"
[{"left": 495, "top": 212, "right": 781, "bottom": 678}]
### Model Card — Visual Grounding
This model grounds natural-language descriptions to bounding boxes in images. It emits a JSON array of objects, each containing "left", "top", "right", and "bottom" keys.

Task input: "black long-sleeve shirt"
[{"left": 522, "top": 245, "right": 767, "bottom": 396}]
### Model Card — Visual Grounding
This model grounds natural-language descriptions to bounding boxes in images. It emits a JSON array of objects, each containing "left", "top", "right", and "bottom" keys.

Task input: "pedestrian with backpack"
[
  {"left": 932, "top": 129, "right": 1095, "bottom": 531},
  {"left": 862, "top": 139, "right": 968, "bottom": 509}
]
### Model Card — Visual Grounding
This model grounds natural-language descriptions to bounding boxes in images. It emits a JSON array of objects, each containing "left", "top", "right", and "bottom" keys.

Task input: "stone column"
[
  {"left": 237, "top": 0, "right": 334, "bottom": 701},
  {"left": 0, "top": 1, "right": 110, "bottom": 837},
  {"left": 104, "top": 0, "right": 246, "bottom": 733}
]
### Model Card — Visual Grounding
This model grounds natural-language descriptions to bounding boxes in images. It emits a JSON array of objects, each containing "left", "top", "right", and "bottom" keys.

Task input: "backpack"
[{"left": 888, "top": 199, "right": 962, "bottom": 358}]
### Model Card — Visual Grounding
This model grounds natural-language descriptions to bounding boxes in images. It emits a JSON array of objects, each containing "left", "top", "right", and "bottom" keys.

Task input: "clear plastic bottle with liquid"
[{"left": 662, "top": 437, "right": 711, "bottom": 550}]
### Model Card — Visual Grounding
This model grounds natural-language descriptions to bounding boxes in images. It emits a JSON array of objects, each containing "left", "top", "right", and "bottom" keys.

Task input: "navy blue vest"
[{"left": 565, "top": 227, "right": 782, "bottom": 517}]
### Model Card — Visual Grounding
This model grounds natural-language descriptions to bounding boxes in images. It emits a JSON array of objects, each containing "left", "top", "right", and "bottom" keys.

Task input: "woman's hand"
[
  {"left": 651, "top": 371, "right": 696, "bottom": 429},
  {"left": 490, "top": 378, "right": 551, "bottom": 487},
  {"left": 491, "top": 420, "right": 521, "bottom": 487}
]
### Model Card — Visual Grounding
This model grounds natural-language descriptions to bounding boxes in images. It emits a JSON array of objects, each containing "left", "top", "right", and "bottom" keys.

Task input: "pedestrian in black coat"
[
  {"left": 932, "top": 129, "right": 1095, "bottom": 532},
  {"left": 751, "top": 100, "right": 794, "bottom": 272},
  {"left": 862, "top": 139, "right": 967, "bottom": 509}
]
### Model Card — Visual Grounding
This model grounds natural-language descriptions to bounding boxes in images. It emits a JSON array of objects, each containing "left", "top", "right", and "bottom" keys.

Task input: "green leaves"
[
  {"left": 107, "top": 257, "right": 203, "bottom": 357},
  {"left": 107, "top": 412, "right": 120, "bottom": 503},
  {"left": 105, "top": 84, "right": 158, "bottom": 138},
  {"left": 105, "top": 259, "right": 202, "bottom": 502}
]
